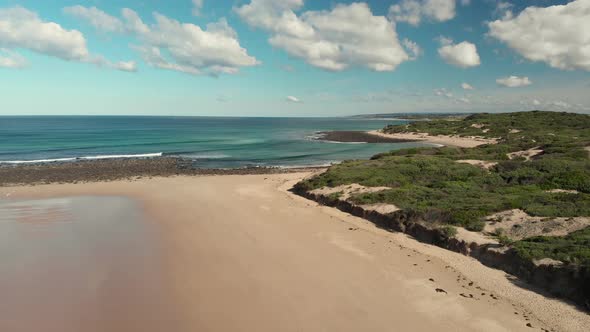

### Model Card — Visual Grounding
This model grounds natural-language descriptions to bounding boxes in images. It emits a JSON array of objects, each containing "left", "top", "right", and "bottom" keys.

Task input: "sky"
[{"left": 0, "top": 0, "right": 589, "bottom": 116}]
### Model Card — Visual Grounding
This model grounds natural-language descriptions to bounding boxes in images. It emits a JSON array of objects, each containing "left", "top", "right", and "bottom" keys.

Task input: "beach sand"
[
  {"left": 1, "top": 173, "right": 588, "bottom": 331},
  {"left": 367, "top": 130, "right": 498, "bottom": 148}
]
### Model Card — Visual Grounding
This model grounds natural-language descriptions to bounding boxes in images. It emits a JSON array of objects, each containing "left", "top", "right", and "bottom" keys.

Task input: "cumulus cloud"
[
  {"left": 192, "top": 0, "right": 204, "bottom": 16},
  {"left": 489, "top": 0, "right": 590, "bottom": 71},
  {"left": 0, "top": 7, "right": 88, "bottom": 61},
  {"left": 134, "top": 14, "right": 259, "bottom": 75},
  {"left": 496, "top": 76, "right": 532, "bottom": 88},
  {"left": 236, "top": 1, "right": 411, "bottom": 72},
  {"left": 389, "top": 0, "right": 456, "bottom": 26},
  {"left": 438, "top": 40, "right": 480, "bottom": 68},
  {"left": 63, "top": 6, "right": 124, "bottom": 33},
  {"left": 0, "top": 6, "right": 131, "bottom": 71},
  {"left": 0, "top": 49, "right": 27, "bottom": 68},
  {"left": 65, "top": 6, "right": 259, "bottom": 76},
  {"left": 461, "top": 82, "right": 474, "bottom": 90},
  {"left": 286, "top": 96, "right": 302, "bottom": 103}
]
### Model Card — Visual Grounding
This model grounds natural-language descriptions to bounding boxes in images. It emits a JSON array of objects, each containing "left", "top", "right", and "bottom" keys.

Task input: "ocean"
[{"left": 0, "top": 116, "right": 426, "bottom": 168}]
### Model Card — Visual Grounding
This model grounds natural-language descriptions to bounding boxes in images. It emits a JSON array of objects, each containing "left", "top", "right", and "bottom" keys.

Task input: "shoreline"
[
  {"left": 0, "top": 157, "right": 328, "bottom": 186},
  {"left": 367, "top": 130, "right": 498, "bottom": 148},
  {"left": 1, "top": 174, "right": 588, "bottom": 331}
]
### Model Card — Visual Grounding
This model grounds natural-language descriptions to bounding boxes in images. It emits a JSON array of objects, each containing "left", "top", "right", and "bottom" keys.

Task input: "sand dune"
[
  {"left": 1, "top": 174, "right": 588, "bottom": 331},
  {"left": 368, "top": 130, "right": 498, "bottom": 148}
]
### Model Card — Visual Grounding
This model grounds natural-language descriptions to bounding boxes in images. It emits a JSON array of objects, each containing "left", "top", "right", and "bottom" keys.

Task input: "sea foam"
[{"left": 0, "top": 153, "right": 163, "bottom": 164}]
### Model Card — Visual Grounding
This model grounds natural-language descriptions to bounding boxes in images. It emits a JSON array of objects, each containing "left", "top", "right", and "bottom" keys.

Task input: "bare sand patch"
[
  {"left": 546, "top": 189, "right": 580, "bottom": 194},
  {"left": 507, "top": 147, "right": 543, "bottom": 161},
  {"left": 310, "top": 183, "right": 391, "bottom": 200},
  {"left": 455, "top": 227, "right": 498, "bottom": 246},
  {"left": 368, "top": 130, "right": 498, "bottom": 148},
  {"left": 485, "top": 209, "right": 590, "bottom": 240},
  {"left": 456, "top": 159, "right": 498, "bottom": 170}
]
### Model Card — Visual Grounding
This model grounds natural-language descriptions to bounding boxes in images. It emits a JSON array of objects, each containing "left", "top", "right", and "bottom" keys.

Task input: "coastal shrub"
[
  {"left": 513, "top": 227, "right": 590, "bottom": 266},
  {"left": 298, "top": 111, "right": 590, "bottom": 238},
  {"left": 440, "top": 225, "right": 458, "bottom": 238},
  {"left": 497, "top": 235, "right": 515, "bottom": 247}
]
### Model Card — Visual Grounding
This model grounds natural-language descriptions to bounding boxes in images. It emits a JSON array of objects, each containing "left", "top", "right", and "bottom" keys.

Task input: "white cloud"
[
  {"left": 0, "top": 49, "right": 27, "bottom": 68},
  {"left": 434, "top": 88, "right": 453, "bottom": 98},
  {"left": 496, "top": 76, "right": 532, "bottom": 88},
  {"left": 192, "top": 0, "right": 204, "bottom": 16},
  {"left": 489, "top": 0, "right": 590, "bottom": 71},
  {"left": 532, "top": 99, "right": 541, "bottom": 106},
  {"left": 461, "top": 82, "right": 474, "bottom": 90},
  {"left": 402, "top": 39, "right": 422, "bottom": 60},
  {"left": 0, "top": 7, "right": 88, "bottom": 61},
  {"left": 236, "top": 1, "right": 410, "bottom": 72},
  {"left": 63, "top": 6, "right": 124, "bottom": 33},
  {"left": 551, "top": 100, "right": 571, "bottom": 109},
  {"left": 0, "top": 6, "right": 131, "bottom": 71},
  {"left": 493, "top": 1, "right": 514, "bottom": 19},
  {"left": 67, "top": 6, "right": 259, "bottom": 76},
  {"left": 286, "top": 96, "right": 302, "bottom": 103},
  {"left": 121, "top": 8, "right": 149, "bottom": 34},
  {"left": 389, "top": 0, "right": 456, "bottom": 26},
  {"left": 458, "top": 97, "right": 470, "bottom": 103},
  {"left": 135, "top": 14, "right": 259, "bottom": 75},
  {"left": 88, "top": 56, "right": 137, "bottom": 72},
  {"left": 438, "top": 41, "right": 480, "bottom": 68}
]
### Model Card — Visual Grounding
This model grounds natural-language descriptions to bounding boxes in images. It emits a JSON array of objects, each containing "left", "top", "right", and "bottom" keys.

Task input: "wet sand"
[
  {"left": 1, "top": 174, "right": 589, "bottom": 331},
  {"left": 0, "top": 196, "right": 185, "bottom": 332}
]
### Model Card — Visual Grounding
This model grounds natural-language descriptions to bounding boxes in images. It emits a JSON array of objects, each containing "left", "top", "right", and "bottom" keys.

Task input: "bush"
[{"left": 441, "top": 225, "right": 458, "bottom": 238}]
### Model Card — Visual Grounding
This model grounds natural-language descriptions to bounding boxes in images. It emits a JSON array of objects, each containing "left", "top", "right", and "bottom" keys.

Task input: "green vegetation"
[
  {"left": 327, "top": 191, "right": 343, "bottom": 200},
  {"left": 513, "top": 227, "right": 590, "bottom": 266},
  {"left": 296, "top": 111, "right": 590, "bottom": 265},
  {"left": 441, "top": 225, "right": 458, "bottom": 238}
]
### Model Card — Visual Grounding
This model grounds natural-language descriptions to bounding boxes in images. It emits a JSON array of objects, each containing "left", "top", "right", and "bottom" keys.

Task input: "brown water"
[{"left": 0, "top": 196, "right": 183, "bottom": 332}]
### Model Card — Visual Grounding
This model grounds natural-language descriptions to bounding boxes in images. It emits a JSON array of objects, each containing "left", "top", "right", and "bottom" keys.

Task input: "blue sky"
[{"left": 0, "top": 0, "right": 589, "bottom": 116}]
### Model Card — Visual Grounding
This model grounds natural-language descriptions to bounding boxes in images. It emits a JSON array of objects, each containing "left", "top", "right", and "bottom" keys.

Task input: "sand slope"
[
  {"left": 367, "top": 130, "right": 498, "bottom": 148},
  {"left": 1, "top": 174, "right": 588, "bottom": 331}
]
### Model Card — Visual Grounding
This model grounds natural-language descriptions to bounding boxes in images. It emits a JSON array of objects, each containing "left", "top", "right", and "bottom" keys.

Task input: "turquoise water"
[{"left": 0, "top": 116, "right": 426, "bottom": 168}]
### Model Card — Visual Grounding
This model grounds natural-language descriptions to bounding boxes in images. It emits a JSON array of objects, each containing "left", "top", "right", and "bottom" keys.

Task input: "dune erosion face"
[{"left": 0, "top": 196, "right": 184, "bottom": 332}]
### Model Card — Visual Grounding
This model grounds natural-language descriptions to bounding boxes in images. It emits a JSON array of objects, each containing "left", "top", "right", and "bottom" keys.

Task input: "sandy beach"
[
  {"left": 367, "top": 130, "right": 498, "bottom": 148},
  {"left": 1, "top": 173, "right": 588, "bottom": 331}
]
